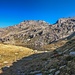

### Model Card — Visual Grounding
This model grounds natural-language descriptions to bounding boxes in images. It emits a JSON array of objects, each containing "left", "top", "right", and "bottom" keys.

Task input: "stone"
[
  {"left": 44, "top": 51, "right": 48, "bottom": 52},
  {"left": 59, "top": 65, "right": 66, "bottom": 69},
  {"left": 3, "top": 61, "right": 8, "bottom": 64},
  {"left": 49, "top": 69, "right": 56, "bottom": 73},
  {"left": 27, "top": 39, "right": 31, "bottom": 41},
  {"left": 2, "top": 66, "right": 9, "bottom": 71},
  {"left": 34, "top": 50, "right": 38, "bottom": 53},
  {"left": 55, "top": 70, "right": 60, "bottom": 75},
  {"left": 69, "top": 52, "right": 75, "bottom": 56},
  {"left": 15, "top": 53, "right": 19, "bottom": 55}
]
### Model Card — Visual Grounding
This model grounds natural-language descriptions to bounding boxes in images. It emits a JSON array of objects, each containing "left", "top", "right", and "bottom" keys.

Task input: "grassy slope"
[
  {"left": 43, "top": 40, "right": 67, "bottom": 51},
  {"left": 0, "top": 40, "right": 67, "bottom": 69},
  {"left": 0, "top": 44, "right": 34, "bottom": 69},
  {"left": 0, "top": 39, "right": 68, "bottom": 74}
]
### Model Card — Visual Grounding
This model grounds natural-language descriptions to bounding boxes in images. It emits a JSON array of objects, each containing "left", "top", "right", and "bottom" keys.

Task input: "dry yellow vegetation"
[
  {"left": 0, "top": 44, "right": 34, "bottom": 69},
  {"left": 43, "top": 40, "right": 67, "bottom": 51}
]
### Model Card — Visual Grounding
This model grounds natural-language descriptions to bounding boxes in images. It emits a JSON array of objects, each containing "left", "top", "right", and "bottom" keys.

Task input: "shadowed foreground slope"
[{"left": 1, "top": 38, "right": 75, "bottom": 75}]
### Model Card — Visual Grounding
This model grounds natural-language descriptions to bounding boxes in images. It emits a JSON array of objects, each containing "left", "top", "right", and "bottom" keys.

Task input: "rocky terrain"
[
  {"left": 0, "top": 18, "right": 75, "bottom": 50},
  {"left": 0, "top": 35, "right": 75, "bottom": 75},
  {"left": 0, "top": 17, "right": 75, "bottom": 75}
]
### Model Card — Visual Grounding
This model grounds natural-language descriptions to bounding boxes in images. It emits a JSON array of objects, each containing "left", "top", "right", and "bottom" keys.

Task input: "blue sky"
[{"left": 0, "top": 0, "right": 75, "bottom": 27}]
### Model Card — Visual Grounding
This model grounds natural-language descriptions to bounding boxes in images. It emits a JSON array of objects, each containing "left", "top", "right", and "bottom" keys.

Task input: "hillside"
[
  {"left": 0, "top": 18, "right": 75, "bottom": 75},
  {"left": 0, "top": 38, "right": 75, "bottom": 75},
  {"left": 0, "top": 43, "right": 36, "bottom": 73},
  {"left": 0, "top": 18, "right": 75, "bottom": 50}
]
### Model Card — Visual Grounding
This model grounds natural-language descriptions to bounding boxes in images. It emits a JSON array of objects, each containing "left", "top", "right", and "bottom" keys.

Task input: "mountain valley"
[{"left": 0, "top": 17, "right": 75, "bottom": 75}]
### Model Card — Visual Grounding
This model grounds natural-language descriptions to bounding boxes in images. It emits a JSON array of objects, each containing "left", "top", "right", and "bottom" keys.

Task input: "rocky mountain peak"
[
  {"left": 58, "top": 18, "right": 68, "bottom": 24},
  {"left": 0, "top": 18, "right": 75, "bottom": 50},
  {"left": 56, "top": 17, "right": 75, "bottom": 24}
]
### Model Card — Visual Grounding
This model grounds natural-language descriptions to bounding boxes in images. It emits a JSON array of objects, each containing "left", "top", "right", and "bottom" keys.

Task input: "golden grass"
[
  {"left": 0, "top": 44, "right": 34, "bottom": 68},
  {"left": 43, "top": 40, "right": 67, "bottom": 51},
  {"left": 0, "top": 40, "right": 67, "bottom": 70}
]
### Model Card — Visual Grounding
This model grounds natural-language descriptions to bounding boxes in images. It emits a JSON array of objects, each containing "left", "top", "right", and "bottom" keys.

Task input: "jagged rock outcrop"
[{"left": 0, "top": 18, "right": 75, "bottom": 50}]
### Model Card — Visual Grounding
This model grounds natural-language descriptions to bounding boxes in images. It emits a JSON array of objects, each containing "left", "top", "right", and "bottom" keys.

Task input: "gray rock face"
[
  {"left": 70, "top": 52, "right": 75, "bottom": 56},
  {"left": 0, "top": 18, "right": 75, "bottom": 50}
]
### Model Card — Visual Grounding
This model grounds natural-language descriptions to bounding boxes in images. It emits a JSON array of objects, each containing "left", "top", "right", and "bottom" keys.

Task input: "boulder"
[{"left": 69, "top": 52, "right": 75, "bottom": 56}]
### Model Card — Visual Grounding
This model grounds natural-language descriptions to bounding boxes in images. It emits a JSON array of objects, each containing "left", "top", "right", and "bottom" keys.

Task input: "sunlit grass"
[{"left": 0, "top": 44, "right": 34, "bottom": 68}]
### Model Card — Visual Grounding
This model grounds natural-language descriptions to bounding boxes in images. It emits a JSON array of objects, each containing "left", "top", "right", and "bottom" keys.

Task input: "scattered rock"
[
  {"left": 15, "top": 53, "right": 19, "bottom": 55},
  {"left": 49, "top": 69, "right": 56, "bottom": 73},
  {"left": 59, "top": 65, "right": 66, "bottom": 69},
  {"left": 55, "top": 70, "right": 60, "bottom": 75},
  {"left": 69, "top": 52, "right": 75, "bottom": 57},
  {"left": 2, "top": 66, "right": 10, "bottom": 71},
  {"left": 27, "top": 39, "right": 31, "bottom": 41},
  {"left": 3, "top": 61, "right": 8, "bottom": 64}
]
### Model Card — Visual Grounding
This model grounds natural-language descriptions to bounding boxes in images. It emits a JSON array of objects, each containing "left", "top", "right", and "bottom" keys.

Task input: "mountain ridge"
[
  {"left": 1, "top": 18, "right": 75, "bottom": 75},
  {"left": 0, "top": 17, "right": 75, "bottom": 50}
]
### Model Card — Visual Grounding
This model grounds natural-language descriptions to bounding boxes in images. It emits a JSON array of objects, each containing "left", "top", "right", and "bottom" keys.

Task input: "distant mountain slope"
[
  {"left": 0, "top": 18, "right": 75, "bottom": 50},
  {"left": 67, "top": 32, "right": 75, "bottom": 39}
]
